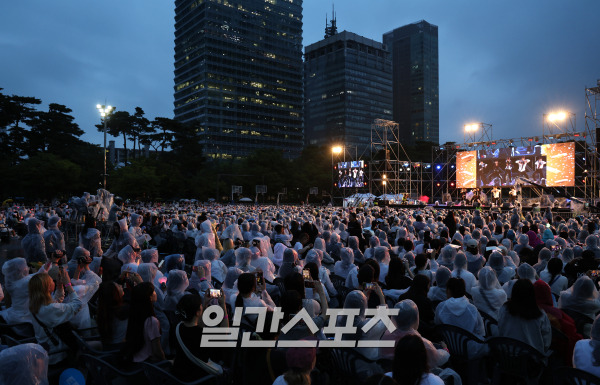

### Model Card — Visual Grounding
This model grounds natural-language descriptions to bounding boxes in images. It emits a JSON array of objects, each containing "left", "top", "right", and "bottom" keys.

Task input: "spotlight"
[{"left": 436, "top": 165, "right": 442, "bottom": 170}]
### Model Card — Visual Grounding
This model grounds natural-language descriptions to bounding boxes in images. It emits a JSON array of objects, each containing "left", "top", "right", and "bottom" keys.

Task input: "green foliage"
[{"left": 12, "top": 153, "right": 82, "bottom": 200}]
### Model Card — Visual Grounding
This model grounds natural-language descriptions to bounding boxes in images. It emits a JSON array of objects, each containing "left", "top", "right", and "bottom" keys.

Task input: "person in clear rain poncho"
[
  {"left": 0, "top": 258, "right": 37, "bottom": 333},
  {"left": 43, "top": 215, "right": 65, "bottom": 256},
  {"left": 503, "top": 262, "right": 536, "bottom": 299},
  {"left": 164, "top": 269, "right": 190, "bottom": 312},
  {"left": 487, "top": 251, "right": 515, "bottom": 285},
  {"left": 333, "top": 247, "right": 357, "bottom": 279},
  {"left": 235, "top": 247, "right": 256, "bottom": 273},
  {"left": 21, "top": 218, "right": 48, "bottom": 264},
  {"left": 380, "top": 299, "right": 450, "bottom": 367},
  {"left": 202, "top": 247, "right": 228, "bottom": 284},
  {"left": 222, "top": 267, "right": 243, "bottom": 310},
  {"left": 189, "top": 259, "right": 213, "bottom": 294},
  {"left": 471, "top": 266, "right": 507, "bottom": 321},
  {"left": 79, "top": 216, "right": 103, "bottom": 259},
  {"left": 194, "top": 220, "right": 216, "bottom": 260},
  {"left": 451, "top": 252, "right": 476, "bottom": 294},
  {"left": 104, "top": 219, "right": 139, "bottom": 259},
  {"left": 558, "top": 276, "right": 600, "bottom": 323},
  {"left": 573, "top": 314, "right": 600, "bottom": 377},
  {"left": 0, "top": 343, "right": 48, "bottom": 385},
  {"left": 278, "top": 248, "right": 301, "bottom": 279},
  {"left": 426, "top": 265, "right": 450, "bottom": 303}
]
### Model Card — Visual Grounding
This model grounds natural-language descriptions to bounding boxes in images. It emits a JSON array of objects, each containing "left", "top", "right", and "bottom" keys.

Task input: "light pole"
[
  {"left": 96, "top": 104, "right": 115, "bottom": 189},
  {"left": 331, "top": 145, "right": 343, "bottom": 204}
]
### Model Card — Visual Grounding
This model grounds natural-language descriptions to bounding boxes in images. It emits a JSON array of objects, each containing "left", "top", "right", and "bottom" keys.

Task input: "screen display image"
[
  {"left": 335, "top": 160, "right": 367, "bottom": 188},
  {"left": 456, "top": 142, "right": 575, "bottom": 188}
]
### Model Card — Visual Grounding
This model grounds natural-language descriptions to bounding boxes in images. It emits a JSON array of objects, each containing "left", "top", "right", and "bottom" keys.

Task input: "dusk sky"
[{"left": 1, "top": 1, "right": 598, "bottom": 147}]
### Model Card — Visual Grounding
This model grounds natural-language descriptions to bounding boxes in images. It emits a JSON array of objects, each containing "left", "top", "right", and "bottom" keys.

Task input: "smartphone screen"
[
  {"left": 303, "top": 269, "right": 311, "bottom": 280},
  {"left": 210, "top": 289, "right": 222, "bottom": 298},
  {"left": 256, "top": 271, "right": 264, "bottom": 287}
]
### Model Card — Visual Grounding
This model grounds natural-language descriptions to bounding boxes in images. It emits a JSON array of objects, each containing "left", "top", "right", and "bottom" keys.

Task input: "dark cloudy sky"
[{"left": 1, "top": 1, "right": 598, "bottom": 146}]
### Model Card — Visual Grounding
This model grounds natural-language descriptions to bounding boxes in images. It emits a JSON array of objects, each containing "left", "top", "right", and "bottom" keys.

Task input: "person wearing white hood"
[
  {"left": 141, "top": 248, "right": 164, "bottom": 288},
  {"left": 305, "top": 249, "right": 338, "bottom": 300},
  {"left": 435, "top": 277, "right": 487, "bottom": 358},
  {"left": 471, "top": 266, "right": 507, "bottom": 321},
  {"left": 222, "top": 267, "right": 243, "bottom": 310},
  {"left": 486, "top": 251, "right": 515, "bottom": 285},
  {"left": 502, "top": 263, "right": 536, "bottom": 299},
  {"left": 164, "top": 270, "right": 190, "bottom": 312},
  {"left": 104, "top": 219, "right": 139, "bottom": 259},
  {"left": 373, "top": 246, "right": 391, "bottom": 282},
  {"left": 21, "top": 217, "right": 48, "bottom": 264},
  {"left": 235, "top": 247, "right": 256, "bottom": 273},
  {"left": 117, "top": 245, "right": 141, "bottom": 266},
  {"left": 194, "top": 220, "right": 216, "bottom": 260},
  {"left": 334, "top": 247, "right": 358, "bottom": 279},
  {"left": 0, "top": 258, "right": 46, "bottom": 334},
  {"left": 43, "top": 215, "right": 65, "bottom": 256},
  {"left": 201, "top": 247, "right": 228, "bottom": 284},
  {"left": 451, "top": 252, "right": 476, "bottom": 294},
  {"left": 79, "top": 216, "right": 103, "bottom": 259},
  {"left": 128, "top": 213, "right": 146, "bottom": 242},
  {"left": 189, "top": 260, "right": 213, "bottom": 294}
]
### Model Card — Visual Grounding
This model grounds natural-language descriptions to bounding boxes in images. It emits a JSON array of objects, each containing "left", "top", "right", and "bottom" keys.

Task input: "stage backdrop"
[{"left": 456, "top": 142, "right": 575, "bottom": 189}]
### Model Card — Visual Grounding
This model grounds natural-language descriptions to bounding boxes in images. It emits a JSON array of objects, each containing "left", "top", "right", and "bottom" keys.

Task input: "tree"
[
  {"left": 129, "top": 107, "right": 151, "bottom": 158},
  {"left": 97, "top": 110, "right": 132, "bottom": 165},
  {"left": 27, "top": 103, "right": 84, "bottom": 157},
  {"left": 13, "top": 153, "right": 82, "bottom": 200},
  {"left": 142, "top": 117, "right": 178, "bottom": 153},
  {"left": 0, "top": 91, "right": 41, "bottom": 162}
]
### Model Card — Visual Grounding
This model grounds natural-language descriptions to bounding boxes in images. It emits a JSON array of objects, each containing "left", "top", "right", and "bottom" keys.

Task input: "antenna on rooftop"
[{"left": 324, "top": 3, "right": 338, "bottom": 38}]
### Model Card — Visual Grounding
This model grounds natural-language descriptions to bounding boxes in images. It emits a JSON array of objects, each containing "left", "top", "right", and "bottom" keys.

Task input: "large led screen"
[
  {"left": 334, "top": 160, "right": 368, "bottom": 188},
  {"left": 456, "top": 142, "right": 575, "bottom": 188}
]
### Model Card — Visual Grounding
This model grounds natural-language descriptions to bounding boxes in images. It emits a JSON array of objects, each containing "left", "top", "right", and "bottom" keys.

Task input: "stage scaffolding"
[
  {"left": 369, "top": 119, "right": 433, "bottom": 200},
  {"left": 430, "top": 131, "right": 598, "bottom": 203},
  {"left": 586, "top": 80, "right": 600, "bottom": 203}
]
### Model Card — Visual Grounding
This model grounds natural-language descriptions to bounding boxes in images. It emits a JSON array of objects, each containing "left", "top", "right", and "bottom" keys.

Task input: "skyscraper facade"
[
  {"left": 304, "top": 31, "right": 393, "bottom": 156},
  {"left": 383, "top": 20, "right": 439, "bottom": 144},
  {"left": 174, "top": 0, "right": 304, "bottom": 159}
]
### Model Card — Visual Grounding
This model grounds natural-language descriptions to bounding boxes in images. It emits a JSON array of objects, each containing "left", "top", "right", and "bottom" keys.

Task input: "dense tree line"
[{"left": 0, "top": 88, "right": 437, "bottom": 203}]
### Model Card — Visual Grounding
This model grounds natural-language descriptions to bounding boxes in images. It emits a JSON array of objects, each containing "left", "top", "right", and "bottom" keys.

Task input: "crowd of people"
[{"left": 1, "top": 199, "right": 600, "bottom": 384}]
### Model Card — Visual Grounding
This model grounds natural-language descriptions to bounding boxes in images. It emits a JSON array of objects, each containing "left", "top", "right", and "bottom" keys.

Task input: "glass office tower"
[
  {"left": 174, "top": 0, "right": 304, "bottom": 159},
  {"left": 383, "top": 20, "right": 439, "bottom": 144},
  {"left": 304, "top": 31, "right": 392, "bottom": 156}
]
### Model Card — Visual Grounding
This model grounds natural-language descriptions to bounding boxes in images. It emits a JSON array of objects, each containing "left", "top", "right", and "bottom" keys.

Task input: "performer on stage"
[
  {"left": 491, "top": 186, "right": 501, "bottom": 206},
  {"left": 466, "top": 189, "right": 475, "bottom": 205},
  {"left": 489, "top": 160, "right": 503, "bottom": 186},
  {"left": 516, "top": 157, "right": 530, "bottom": 180},
  {"left": 505, "top": 158, "right": 513, "bottom": 185},
  {"left": 478, "top": 161, "right": 489, "bottom": 186},
  {"left": 533, "top": 157, "right": 547, "bottom": 185},
  {"left": 509, "top": 186, "right": 517, "bottom": 204}
]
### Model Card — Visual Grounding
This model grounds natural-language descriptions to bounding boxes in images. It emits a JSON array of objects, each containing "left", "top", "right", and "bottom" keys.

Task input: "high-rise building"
[
  {"left": 383, "top": 20, "right": 439, "bottom": 144},
  {"left": 304, "top": 27, "right": 393, "bottom": 156},
  {"left": 173, "top": 0, "right": 304, "bottom": 159}
]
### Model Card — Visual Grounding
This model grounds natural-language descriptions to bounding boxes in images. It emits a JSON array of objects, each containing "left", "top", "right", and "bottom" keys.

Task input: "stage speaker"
[{"left": 502, "top": 202, "right": 512, "bottom": 209}]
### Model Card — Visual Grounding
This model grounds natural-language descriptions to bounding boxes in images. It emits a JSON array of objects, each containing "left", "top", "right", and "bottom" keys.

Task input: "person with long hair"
[
  {"left": 498, "top": 278, "right": 551, "bottom": 353},
  {"left": 388, "top": 334, "right": 444, "bottom": 385},
  {"left": 96, "top": 281, "right": 129, "bottom": 347},
  {"left": 172, "top": 292, "right": 228, "bottom": 382},
  {"left": 29, "top": 270, "right": 82, "bottom": 365},
  {"left": 122, "top": 282, "right": 165, "bottom": 363}
]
